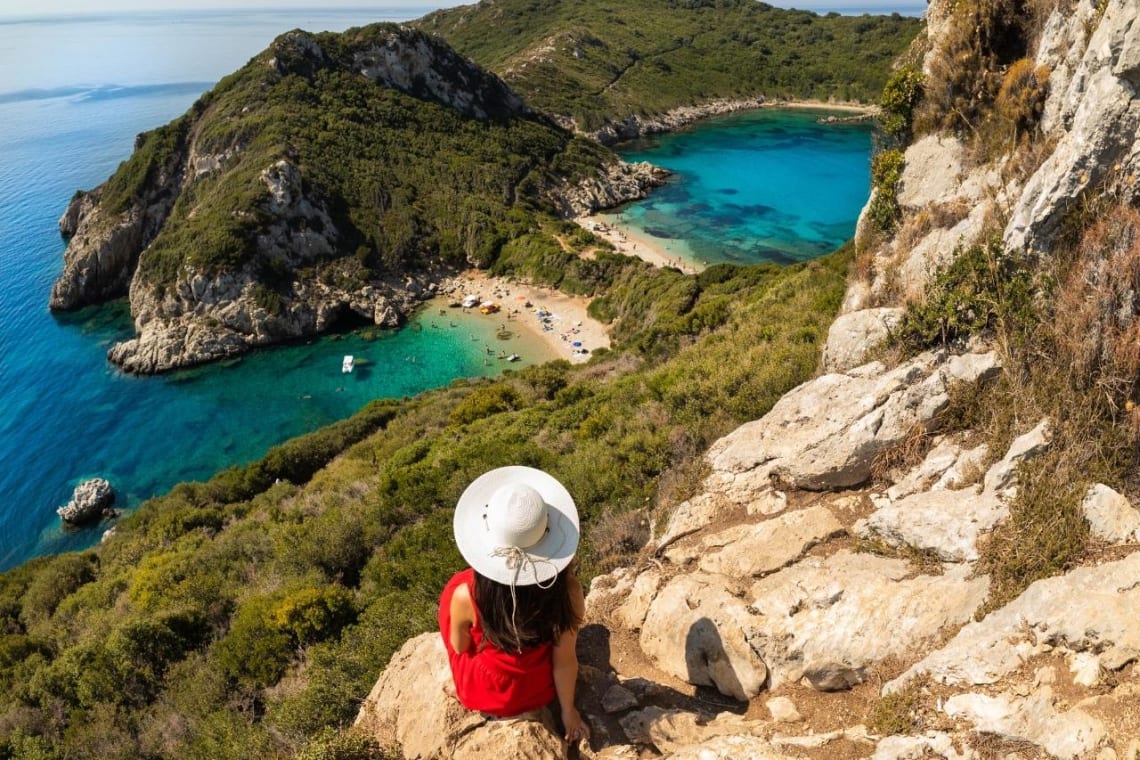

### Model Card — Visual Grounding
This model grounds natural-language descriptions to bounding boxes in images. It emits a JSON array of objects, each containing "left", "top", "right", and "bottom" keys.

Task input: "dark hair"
[{"left": 473, "top": 565, "right": 582, "bottom": 653}]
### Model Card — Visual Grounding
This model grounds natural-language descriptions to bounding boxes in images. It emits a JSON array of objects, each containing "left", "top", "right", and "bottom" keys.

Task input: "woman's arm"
[
  {"left": 449, "top": 582, "right": 475, "bottom": 654},
  {"left": 552, "top": 572, "right": 589, "bottom": 743}
]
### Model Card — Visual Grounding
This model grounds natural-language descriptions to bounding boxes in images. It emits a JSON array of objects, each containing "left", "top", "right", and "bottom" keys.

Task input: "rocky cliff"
[
  {"left": 356, "top": 1, "right": 1140, "bottom": 756},
  {"left": 50, "top": 25, "right": 660, "bottom": 374}
]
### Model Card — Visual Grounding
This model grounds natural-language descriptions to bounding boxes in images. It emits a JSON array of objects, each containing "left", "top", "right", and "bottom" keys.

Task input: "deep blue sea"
[
  {"left": 0, "top": 7, "right": 875, "bottom": 572},
  {"left": 0, "top": 6, "right": 514, "bottom": 571}
]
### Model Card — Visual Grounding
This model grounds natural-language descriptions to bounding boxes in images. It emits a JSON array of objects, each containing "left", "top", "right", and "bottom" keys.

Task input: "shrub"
[
  {"left": 897, "top": 240, "right": 1036, "bottom": 351},
  {"left": 449, "top": 383, "right": 524, "bottom": 425},
  {"left": 880, "top": 66, "right": 924, "bottom": 140},
  {"left": 296, "top": 729, "right": 388, "bottom": 760},
  {"left": 865, "top": 148, "right": 905, "bottom": 235}
]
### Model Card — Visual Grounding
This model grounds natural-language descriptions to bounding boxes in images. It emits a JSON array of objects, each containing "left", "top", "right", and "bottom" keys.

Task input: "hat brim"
[{"left": 454, "top": 466, "right": 579, "bottom": 586}]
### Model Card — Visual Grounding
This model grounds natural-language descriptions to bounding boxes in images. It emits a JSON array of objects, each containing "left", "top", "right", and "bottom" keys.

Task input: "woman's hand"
[{"left": 562, "top": 705, "right": 590, "bottom": 744}]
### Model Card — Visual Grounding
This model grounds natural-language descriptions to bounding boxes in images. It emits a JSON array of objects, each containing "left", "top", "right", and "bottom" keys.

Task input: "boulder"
[
  {"left": 943, "top": 689, "right": 1105, "bottom": 760},
  {"left": 639, "top": 573, "right": 769, "bottom": 701},
  {"left": 889, "top": 552, "right": 1140, "bottom": 690},
  {"left": 858, "top": 488, "right": 1006, "bottom": 562},
  {"left": 701, "top": 350, "right": 1001, "bottom": 503},
  {"left": 743, "top": 551, "right": 987, "bottom": 690},
  {"left": 354, "top": 632, "right": 563, "bottom": 760},
  {"left": 640, "top": 551, "right": 987, "bottom": 697},
  {"left": 57, "top": 478, "right": 115, "bottom": 525},
  {"left": 821, "top": 308, "right": 904, "bottom": 373},
  {"left": 1081, "top": 483, "right": 1140, "bottom": 543}
]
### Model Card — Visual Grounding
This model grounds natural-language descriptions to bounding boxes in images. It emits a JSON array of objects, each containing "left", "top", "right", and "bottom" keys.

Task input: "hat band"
[{"left": 490, "top": 545, "right": 558, "bottom": 652}]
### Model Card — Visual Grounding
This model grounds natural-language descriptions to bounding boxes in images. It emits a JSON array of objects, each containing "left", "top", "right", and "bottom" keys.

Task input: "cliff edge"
[{"left": 356, "top": 2, "right": 1140, "bottom": 756}]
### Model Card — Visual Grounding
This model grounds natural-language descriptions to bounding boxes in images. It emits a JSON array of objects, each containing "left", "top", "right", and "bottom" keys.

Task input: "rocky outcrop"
[
  {"left": 274, "top": 27, "right": 527, "bottom": 121},
  {"left": 581, "top": 97, "right": 875, "bottom": 146},
  {"left": 1005, "top": 0, "right": 1140, "bottom": 254},
  {"left": 354, "top": 633, "right": 566, "bottom": 759},
  {"left": 549, "top": 160, "right": 668, "bottom": 218},
  {"left": 104, "top": 154, "right": 430, "bottom": 373},
  {"left": 57, "top": 478, "right": 115, "bottom": 525},
  {"left": 50, "top": 132, "right": 187, "bottom": 311}
]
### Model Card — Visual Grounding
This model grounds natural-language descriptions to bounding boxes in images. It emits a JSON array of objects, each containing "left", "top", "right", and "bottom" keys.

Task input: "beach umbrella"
[{"left": 572, "top": 341, "right": 582, "bottom": 347}]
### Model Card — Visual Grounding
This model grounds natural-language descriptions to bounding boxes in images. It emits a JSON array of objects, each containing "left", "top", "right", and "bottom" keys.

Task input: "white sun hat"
[{"left": 454, "top": 466, "right": 579, "bottom": 587}]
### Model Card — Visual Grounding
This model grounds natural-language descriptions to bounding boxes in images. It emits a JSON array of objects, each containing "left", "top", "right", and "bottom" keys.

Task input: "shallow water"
[{"left": 607, "top": 108, "right": 873, "bottom": 267}]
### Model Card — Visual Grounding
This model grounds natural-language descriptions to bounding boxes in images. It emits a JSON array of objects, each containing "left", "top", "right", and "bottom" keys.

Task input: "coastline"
[
  {"left": 432, "top": 270, "right": 611, "bottom": 365},
  {"left": 587, "top": 95, "right": 878, "bottom": 144},
  {"left": 576, "top": 214, "right": 703, "bottom": 274}
]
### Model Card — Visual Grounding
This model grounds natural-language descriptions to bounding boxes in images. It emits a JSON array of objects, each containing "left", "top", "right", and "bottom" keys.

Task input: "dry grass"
[
  {"left": 870, "top": 423, "right": 932, "bottom": 483},
  {"left": 586, "top": 507, "right": 652, "bottom": 574},
  {"left": 865, "top": 675, "right": 931, "bottom": 736}
]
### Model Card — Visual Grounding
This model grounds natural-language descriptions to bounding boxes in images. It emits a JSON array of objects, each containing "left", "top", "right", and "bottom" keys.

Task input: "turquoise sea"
[
  {"left": 609, "top": 108, "right": 874, "bottom": 267},
  {"left": 0, "top": 7, "right": 876, "bottom": 572}
]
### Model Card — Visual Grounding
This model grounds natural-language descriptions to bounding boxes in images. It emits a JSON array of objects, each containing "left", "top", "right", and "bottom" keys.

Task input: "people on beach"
[{"left": 439, "top": 467, "right": 590, "bottom": 745}]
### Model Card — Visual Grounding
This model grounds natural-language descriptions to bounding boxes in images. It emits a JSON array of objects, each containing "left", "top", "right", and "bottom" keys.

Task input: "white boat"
[
  {"left": 342, "top": 355, "right": 355, "bottom": 373},
  {"left": 462, "top": 295, "right": 480, "bottom": 308},
  {"left": 506, "top": 353, "right": 520, "bottom": 362}
]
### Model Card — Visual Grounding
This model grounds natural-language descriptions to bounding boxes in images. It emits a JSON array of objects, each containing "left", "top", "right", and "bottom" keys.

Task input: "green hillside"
[
  {"left": 420, "top": 0, "right": 922, "bottom": 130},
  {"left": 72, "top": 24, "right": 615, "bottom": 296},
  {"left": 1, "top": 250, "right": 848, "bottom": 758}
]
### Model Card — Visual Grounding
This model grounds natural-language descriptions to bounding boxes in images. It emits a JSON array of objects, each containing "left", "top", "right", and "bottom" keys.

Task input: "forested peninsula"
[
  {"left": 48, "top": 2, "right": 917, "bottom": 374},
  {"left": 5, "top": 3, "right": 929, "bottom": 758}
]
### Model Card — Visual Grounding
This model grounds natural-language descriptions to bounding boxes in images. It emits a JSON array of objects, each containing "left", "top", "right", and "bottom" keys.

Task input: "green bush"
[
  {"left": 880, "top": 66, "right": 924, "bottom": 140},
  {"left": 898, "top": 240, "right": 1036, "bottom": 351},
  {"left": 296, "top": 729, "right": 387, "bottom": 760}
]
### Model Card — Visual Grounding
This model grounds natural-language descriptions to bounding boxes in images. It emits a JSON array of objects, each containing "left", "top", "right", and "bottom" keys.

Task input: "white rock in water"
[{"left": 57, "top": 477, "right": 115, "bottom": 525}]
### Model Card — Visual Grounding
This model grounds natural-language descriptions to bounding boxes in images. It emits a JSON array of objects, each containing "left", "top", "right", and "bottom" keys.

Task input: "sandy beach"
[
  {"left": 576, "top": 215, "right": 703, "bottom": 274},
  {"left": 434, "top": 270, "right": 610, "bottom": 365}
]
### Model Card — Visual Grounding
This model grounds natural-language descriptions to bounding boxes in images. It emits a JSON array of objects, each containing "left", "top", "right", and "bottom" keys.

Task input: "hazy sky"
[{"left": 0, "top": 0, "right": 926, "bottom": 19}]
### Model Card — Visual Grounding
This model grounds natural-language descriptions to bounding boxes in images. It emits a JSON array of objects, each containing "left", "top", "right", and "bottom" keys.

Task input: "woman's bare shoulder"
[{"left": 450, "top": 580, "right": 475, "bottom": 623}]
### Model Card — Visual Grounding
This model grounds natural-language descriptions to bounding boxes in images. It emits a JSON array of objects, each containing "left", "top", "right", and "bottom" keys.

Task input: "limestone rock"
[
  {"left": 450, "top": 715, "right": 564, "bottom": 760},
  {"left": 553, "top": 160, "right": 668, "bottom": 217},
  {"left": 743, "top": 551, "right": 987, "bottom": 690},
  {"left": 354, "top": 633, "right": 466, "bottom": 759},
  {"left": 765, "top": 696, "right": 802, "bottom": 723},
  {"left": 896, "top": 135, "right": 965, "bottom": 211},
  {"left": 602, "top": 684, "right": 639, "bottom": 714},
  {"left": 822, "top": 307, "right": 904, "bottom": 372},
  {"left": 1081, "top": 483, "right": 1140, "bottom": 543},
  {"left": 870, "top": 732, "right": 976, "bottom": 760},
  {"left": 354, "top": 632, "right": 564, "bottom": 759},
  {"left": 1006, "top": 0, "right": 1140, "bottom": 254},
  {"left": 664, "top": 505, "right": 843, "bottom": 578},
  {"left": 57, "top": 478, "right": 115, "bottom": 525},
  {"left": 943, "top": 689, "right": 1105, "bottom": 760},
  {"left": 858, "top": 488, "right": 1006, "bottom": 562},
  {"left": 639, "top": 573, "right": 769, "bottom": 701},
  {"left": 982, "top": 419, "right": 1051, "bottom": 495},
  {"left": 884, "top": 436, "right": 963, "bottom": 500},
  {"left": 702, "top": 350, "right": 1001, "bottom": 502},
  {"left": 890, "top": 552, "right": 1140, "bottom": 690}
]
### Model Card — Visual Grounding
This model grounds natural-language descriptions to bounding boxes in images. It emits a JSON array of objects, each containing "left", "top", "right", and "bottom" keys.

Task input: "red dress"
[{"left": 438, "top": 568, "right": 556, "bottom": 716}]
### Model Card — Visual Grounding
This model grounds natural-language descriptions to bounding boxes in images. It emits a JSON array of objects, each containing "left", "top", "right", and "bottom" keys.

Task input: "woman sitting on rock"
[{"left": 439, "top": 466, "right": 590, "bottom": 745}]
